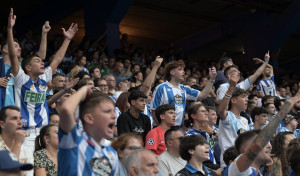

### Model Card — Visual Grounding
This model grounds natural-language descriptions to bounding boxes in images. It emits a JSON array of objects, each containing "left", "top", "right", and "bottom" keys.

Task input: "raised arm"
[
  {"left": 49, "top": 23, "right": 78, "bottom": 71},
  {"left": 60, "top": 86, "right": 91, "bottom": 133},
  {"left": 47, "top": 78, "right": 79, "bottom": 106},
  {"left": 235, "top": 94, "right": 300, "bottom": 172},
  {"left": 36, "top": 21, "right": 51, "bottom": 60},
  {"left": 140, "top": 56, "right": 163, "bottom": 93},
  {"left": 248, "top": 51, "right": 270, "bottom": 84},
  {"left": 197, "top": 67, "right": 217, "bottom": 101},
  {"left": 7, "top": 8, "right": 19, "bottom": 76},
  {"left": 218, "top": 73, "right": 239, "bottom": 120}
]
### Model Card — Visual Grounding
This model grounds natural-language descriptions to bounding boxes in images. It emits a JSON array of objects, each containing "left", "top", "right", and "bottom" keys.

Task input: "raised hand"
[
  {"left": 7, "top": 8, "right": 16, "bottom": 29},
  {"left": 228, "top": 72, "right": 239, "bottom": 88},
  {"left": 42, "top": 21, "right": 51, "bottom": 34},
  {"left": 65, "top": 78, "right": 79, "bottom": 90},
  {"left": 15, "top": 130, "right": 27, "bottom": 145},
  {"left": 62, "top": 23, "right": 78, "bottom": 40},
  {"left": 154, "top": 56, "right": 163, "bottom": 67},
  {"left": 264, "top": 50, "right": 270, "bottom": 62},
  {"left": 0, "top": 77, "right": 8, "bottom": 88},
  {"left": 209, "top": 66, "right": 217, "bottom": 81}
]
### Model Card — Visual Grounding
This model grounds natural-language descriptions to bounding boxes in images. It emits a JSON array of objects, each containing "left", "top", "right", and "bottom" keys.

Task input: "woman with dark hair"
[
  {"left": 33, "top": 124, "right": 58, "bottom": 176},
  {"left": 270, "top": 131, "right": 294, "bottom": 176},
  {"left": 115, "top": 92, "right": 130, "bottom": 114},
  {"left": 74, "top": 55, "right": 89, "bottom": 74},
  {"left": 130, "top": 71, "right": 143, "bottom": 88},
  {"left": 111, "top": 133, "right": 144, "bottom": 176}
]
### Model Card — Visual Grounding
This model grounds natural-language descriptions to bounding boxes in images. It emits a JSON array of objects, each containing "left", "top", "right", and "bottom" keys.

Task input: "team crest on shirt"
[
  {"left": 174, "top": 94, "right": 183, "bottom": 104},
  {"left": 237, "top": 128, "right": 247, "bottom": 135},
  {"left": 147, "top": 138, "right": 155, "bottom": 145},
  {"left": 89, "top": 157, "right": 112, "bottom": 176}
]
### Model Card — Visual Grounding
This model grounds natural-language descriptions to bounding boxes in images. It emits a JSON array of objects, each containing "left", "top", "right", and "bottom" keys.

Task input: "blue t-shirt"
[{"left": 4, "top": 64, "right": 14, "bottom": 107}]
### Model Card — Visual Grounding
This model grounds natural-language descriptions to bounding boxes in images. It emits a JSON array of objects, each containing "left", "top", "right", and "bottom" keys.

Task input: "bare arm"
[
  {"left": 49, "top": 23, "right": 78, "bottom": 71},
  {"left": 198, "top": 67, "right": 217, "bottom": 101},
  {"left": 34, "top": 168, "right": 47, "bottom": 176},
  {"left": 36, "top": 21, "right": 51, "bottom": 60},
  {"left": 60, "top": 86, "right": 91, "bottom": 133},
  {"left": 7, "top": 8, "right": 19, "bottom": 76},
  {"left": 218, "top": 73, "right": 239, "bottom": 120},
  {"left": 140, "top": 56, "right": 163, "bottom": 93},
  {"left": 236, "top": 94, "right": 300, "bottom": 172},
  {"left": 47, "top": 78, "right": 79, "bottom": 106},
  {"left": 248, "top": 51, "right": 270, "bottom": 84}
]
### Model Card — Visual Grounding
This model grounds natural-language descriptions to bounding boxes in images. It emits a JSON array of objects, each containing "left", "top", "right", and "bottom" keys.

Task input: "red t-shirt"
[{"left": 145, "top": 126, "right": 166, "bottom": 155}]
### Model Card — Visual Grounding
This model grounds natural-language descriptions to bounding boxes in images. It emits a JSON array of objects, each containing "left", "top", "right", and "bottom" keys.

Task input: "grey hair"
[{"left": 124, "top": 149, "right": 153, "bottom": 174}]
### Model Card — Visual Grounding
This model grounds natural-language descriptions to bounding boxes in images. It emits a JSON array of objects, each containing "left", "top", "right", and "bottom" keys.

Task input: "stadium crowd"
[{"left": 0, "top": 8, "right": 300, "bottom": 176}]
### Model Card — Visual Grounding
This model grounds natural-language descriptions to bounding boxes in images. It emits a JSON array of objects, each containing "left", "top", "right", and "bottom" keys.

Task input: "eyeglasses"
[
  {"left": 167, "top": 136, "right": 183, "bottom": 141},
  {"left": 99, "top": 84, "right": 108, "bottom": 87},
  {"left": 199, "top": 110, "right": 208, "bottom": 113},
  {"left": 125, "top": 146, "right": 144, "bottom": 150}
]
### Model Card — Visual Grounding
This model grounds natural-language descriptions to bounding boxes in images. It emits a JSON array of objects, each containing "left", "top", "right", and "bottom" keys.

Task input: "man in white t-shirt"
[{"left": 218, "top": 73, "right": 250, "bottom": 168}]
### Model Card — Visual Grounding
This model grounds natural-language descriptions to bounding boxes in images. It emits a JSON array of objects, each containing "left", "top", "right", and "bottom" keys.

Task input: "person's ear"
[
  {"left": 129, "top": 166, "right": 138, "bottom": 176},
  {"left": 0, "top": 121, "right": 5, "bottom": 129},
  {"left": 188, "top": 149, "right": 195, "bottom": 155},
  {"left": 83, "top": 114, "right": 94, "bottom": 125}
]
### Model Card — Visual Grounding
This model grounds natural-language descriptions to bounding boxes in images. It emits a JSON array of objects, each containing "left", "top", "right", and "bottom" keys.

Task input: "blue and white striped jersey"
[
  {"left": 142, "top": 103, "right": 154, "bottom": 128},
  {"left": 278, "top": 127, "right": 299, "bottom": 138},
  {"left": 256, "top": 75, "right": 277, "bottom": 97},
  {"left": 150, "top": 81, "right": 200, "bottom": 126},
  {"left": 58, "top": 127, "right": 119, "bottom": 176},
  {"left": 14, "top": 67, "right": 52, "bottom": 129}
]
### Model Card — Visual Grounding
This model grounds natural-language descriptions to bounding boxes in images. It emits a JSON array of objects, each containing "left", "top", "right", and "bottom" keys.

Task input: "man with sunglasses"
[
  {"left": 145, "top": 104, "right": 176, "bottom": 155},
  {"left": 158, "top": 127, "right": 186, "bottom": 176}
]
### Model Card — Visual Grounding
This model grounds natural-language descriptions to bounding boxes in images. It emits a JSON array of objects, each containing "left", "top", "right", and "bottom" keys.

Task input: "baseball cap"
[
  {"left": 0, "top": 150, "right": 33, "bottom": 171},
  {"left": 117, "top": 77, "right": 131, "bottom": 85},
  {"left": 282, "top": 114, "right": 295, "bottom": 126}
]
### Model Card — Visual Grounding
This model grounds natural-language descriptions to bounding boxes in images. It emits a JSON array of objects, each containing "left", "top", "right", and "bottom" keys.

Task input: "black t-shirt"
[{"left": 117, "top": 110, "right": 151, "bottom": 140}]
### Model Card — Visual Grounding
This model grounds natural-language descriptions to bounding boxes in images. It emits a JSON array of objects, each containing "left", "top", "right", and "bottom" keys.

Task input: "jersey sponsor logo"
[
  {"left": 174, "top": 94, "right": 183, "bottom": 104},
  {"left": 21, "top": 119, "right": 28, "bottom": 128},
  {"left": 24, "top": 90, "right": 46, "bottom": 103},
  {"left": 89, "top": 157, "right": 112, "bottom": 176},
  {"left": 147, "top": 138, "right": 155, "bottom": 145}
]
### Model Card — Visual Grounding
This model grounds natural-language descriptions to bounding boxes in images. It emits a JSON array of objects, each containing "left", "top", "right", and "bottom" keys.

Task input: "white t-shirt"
[
  {"left": 157, "top": 151, "right": 186, "bottom": 176},
  {"left": 219, "top": 111, "right": 250, "bottom": 168},
  {"left": 217, "top": 78, "right": 251, "bottom": 101},
  {"left": 228, "top": 154, "right": 262, "bottom": 176}
]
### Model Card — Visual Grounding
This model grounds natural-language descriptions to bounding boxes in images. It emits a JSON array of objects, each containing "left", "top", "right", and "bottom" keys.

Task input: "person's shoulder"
[{"left": 175, "top": 168, "right": 189, "bottom": 176}]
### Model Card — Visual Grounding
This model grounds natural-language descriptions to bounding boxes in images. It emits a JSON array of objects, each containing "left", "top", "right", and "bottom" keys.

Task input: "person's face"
[
  {"left": 106, "top": 76, "right": 116, "bottom": 88},
  {"left": 171, "top": 67, "right": 185, "bottom": 82},
  {"left": 289, "top": 119, "right": 298, "bottom": 130},
  {"left": 0, "top": 109, "right": 22, "bottom": 136},
  {"left": 119, "top": 80, "right": 130, "bottom": 91},
  {"left": 92, "top": 68, "right": 101, "bottom": 79},
  {"left": 3, "top": 42, "right": 21, "bottom": 58},
  {"left": 133, "top": 65, "right": 140, "bottom": 74},
  {"left": 52, "top": 76, "right": 65, "bottom": 88},
  {"left": 188, "top": 78, "right": 197, "bottom": 87},
  {"left": 200, "top": 77, "right": 208, "bottom": 87},
  {"left": 120, "top": 138, "right": 143, "bottom": 160},
  {"left": 161, "top": 110, "right": 176, "bottom": 126},
  {"left": 136, "top": 72, "right": 143, "bottom": 81},
  {"left": 102, "top": 58, "right": 109, "bottom": 66},
  {"left": 46, "top": 126, "right": 58, "bottom": 149},
  {"left": 49, "top": 115, "right": 60, "bottom": 125},
  {"left": 279, "top": 88, "right": 287, "bottom": 97},
  {"left": 194, "top": 106, "right": 209, "bottom": 123},
  {"left": 224, "top": 60, "right": 233, "bottom": 69},
  {"left": 167, "top": 130, "right": 184, "bottom": 152},
  {"left": 191, "top": 144, "right": 210, "bottom": 162},
  {"left": 208, "top": 109, "right": 217, "bottom": 125},
  {"left": 91, "top": 101, "right": 116, "bottom": 138},
  {"left": 227, "top": 67, "right": 240, "bottom": 80},
  {"left": 109, "top": 58, "right": 115, "bottom": 67},
  {"left": 28, "top": 56, "right": 45, "bottom": 75},
  {"left": 132, "top": 98, "right": 146, "bottom": 112},
  {"left": 256, "top": 142, "right": 272, "bottom": 165},
  {"left": 86, "top": 80, "right": 94, "bottom": 88},
  {"left": 263, "top": 67, "right": 271, "bottom": 77},
  {"left": 267, "top": 104, "right": 276, "bottom": 115},
  {"left": 116, "top": 62, "right": 124, "bottom": 73},
  {"left": 284, "top": 134, "right": 295, "bottom": 149},
  {"left": 255, "top": 113, "right": 268, "bottom": 126},
  {"left": 79, "top": 56, "right": 86, "bottom": 66},
  {"left": 251, "top": 96, "right": 258, "bottom": 106},
  {"left": 266, "top": 98, "right": 274, "bottom": 104},
  {"left": 232, "top": 94, "right": 248, "bottom": 111},
  {"left": 97, "top": 80, "right": 108, "bottom": 94},
  {"left": 138, "top": 151, "right": 159, "bottom": 176}
]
